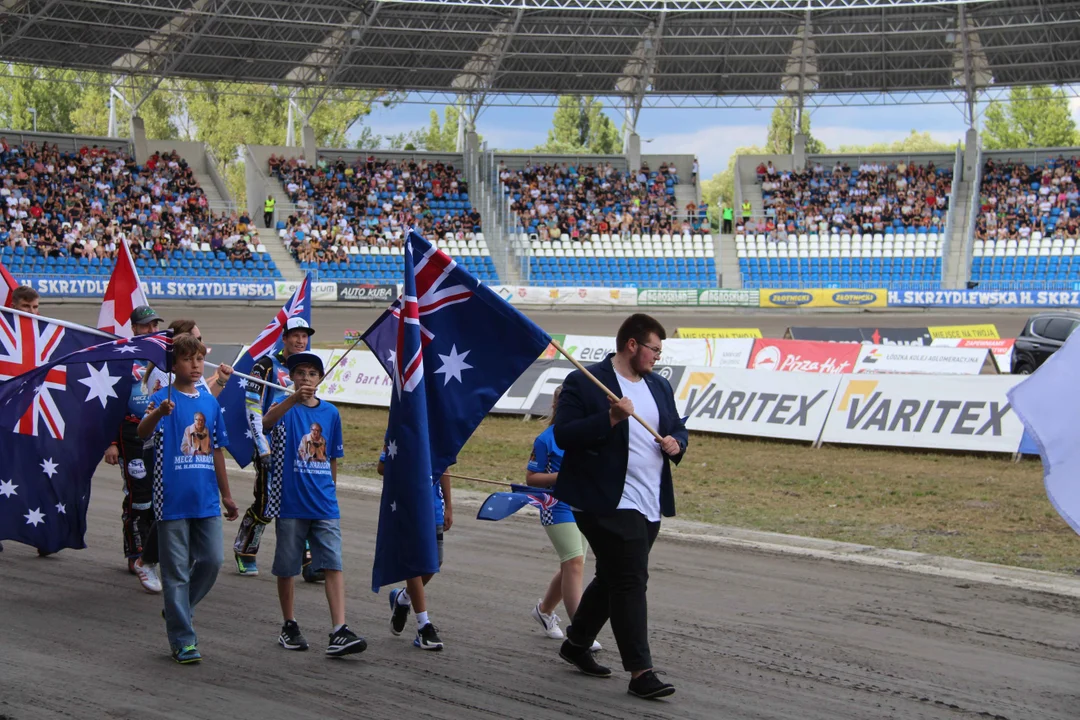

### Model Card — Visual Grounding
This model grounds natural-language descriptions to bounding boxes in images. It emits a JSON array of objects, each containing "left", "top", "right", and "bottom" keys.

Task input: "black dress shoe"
[
  {"left": 559, "top": 639, "right": 612, "bottom": 678},
  {"left": 628, "top": 670, "right": 675, "bottom": 699}
]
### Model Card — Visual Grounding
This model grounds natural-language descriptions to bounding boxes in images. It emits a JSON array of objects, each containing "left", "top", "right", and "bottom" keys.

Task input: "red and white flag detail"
[
  {"left": 98, "top": 238, "right": 148, "bottom": 338},
  {"left": 0, "top": 261, "right": 17, "bottom": 308}
]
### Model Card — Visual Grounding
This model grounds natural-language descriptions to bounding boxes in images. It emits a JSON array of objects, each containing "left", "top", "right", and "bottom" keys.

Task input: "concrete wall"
[
  {"left": 492, "top": 153, "right": 627, "bottom": 172},
  {"left": 807, "top": 151, "right": 957, "bottom": 168},
  {"left": 244, "top": 144, "right": 292, "bottom": 222},
  {"left": 145, "top": 139, "right": 210, "bottom": 174},
  {"left": 642, "top": 154, "right": 697, "bottom": 182},
  {"left": 0, "top": 128, "right": 131, "bottom": 156},
  {"left": 322, "top": 148, "right": 465, "bottom": 167},
  {"left": 980, "top": 146, "right": 1080, "bottom": 166}
]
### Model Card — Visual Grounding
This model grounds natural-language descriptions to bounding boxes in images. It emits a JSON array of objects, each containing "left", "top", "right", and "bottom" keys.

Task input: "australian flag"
[
  {"left": 365, "top": 230, "right": 551, "bottom": 592},
  {"left": 0, "top": 314, "right": 171, "bottom": 552},
  {"left": 219, "top": 274, "right": 311, "bottom": 467},
  {"left": 477, "top": 484, "right": 559, "bottom": 522}
]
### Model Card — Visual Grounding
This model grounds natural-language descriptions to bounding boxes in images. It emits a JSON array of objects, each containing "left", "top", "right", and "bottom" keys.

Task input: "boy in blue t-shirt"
[
  {"left": 262, "top": 352, "right": 366, "bottom": 657},
  {"left": 138, "top": 333, "right": 239, "bottom": 665}
]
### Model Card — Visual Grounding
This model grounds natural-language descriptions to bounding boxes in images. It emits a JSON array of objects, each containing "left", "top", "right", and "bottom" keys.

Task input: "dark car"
[{"left": 1012, "top": 311, "right": 1080, "bottom": 374}]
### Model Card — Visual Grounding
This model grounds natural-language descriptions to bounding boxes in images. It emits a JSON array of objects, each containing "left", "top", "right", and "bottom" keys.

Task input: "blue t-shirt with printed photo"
[
  {"left": 380, "top": 436, "right": 445, "bottom": 527},
  {"left": 149, "top": 386, "right": 228, "bottom": 521},
  {"left": 527, "top": 425, "right": 575, "bottom": 526},
  {"left": 269, "top": 399, "right": 344, "bottom": 520}
]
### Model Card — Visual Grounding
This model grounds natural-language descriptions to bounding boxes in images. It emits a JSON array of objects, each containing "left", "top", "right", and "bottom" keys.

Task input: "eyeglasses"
[{"left": 637, "top": 341, "right": 662, "bottom": 358}]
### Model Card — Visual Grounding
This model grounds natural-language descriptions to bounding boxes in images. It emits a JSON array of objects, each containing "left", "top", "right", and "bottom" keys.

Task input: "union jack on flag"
[
  {"left": 0, "top": 311, "right": 71, "bottom": 438},
  {"left": 248, "top": 274, "right": 311, "bottom": 361}
]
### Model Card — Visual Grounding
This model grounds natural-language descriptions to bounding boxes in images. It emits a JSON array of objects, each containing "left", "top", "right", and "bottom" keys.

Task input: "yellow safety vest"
[
  {"left": 264, "top": 198, "right": 276, "bottom": 213},
  {"left": 741, "top": 201, "right": 751, "bottom": 217}
]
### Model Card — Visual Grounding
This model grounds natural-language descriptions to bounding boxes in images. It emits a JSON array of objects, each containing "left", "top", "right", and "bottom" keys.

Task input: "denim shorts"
[{"left": 272, "top": 518, "right": 343, "bottom": 577}]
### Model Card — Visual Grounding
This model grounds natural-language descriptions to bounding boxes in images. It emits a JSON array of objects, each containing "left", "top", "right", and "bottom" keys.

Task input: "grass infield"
[{"left": 336, "top": 406, "right": 1076, "bottom": 575}]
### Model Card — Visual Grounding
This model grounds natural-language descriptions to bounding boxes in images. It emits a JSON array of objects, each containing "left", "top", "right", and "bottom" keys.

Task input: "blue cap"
[{"left": 286, "top": 351, "right": 324, "bottom": 376}]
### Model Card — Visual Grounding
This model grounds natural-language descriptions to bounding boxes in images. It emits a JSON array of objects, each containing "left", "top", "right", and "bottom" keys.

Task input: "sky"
[{"left": 354, "top": 93, "right": 1080, "bottom": 181}]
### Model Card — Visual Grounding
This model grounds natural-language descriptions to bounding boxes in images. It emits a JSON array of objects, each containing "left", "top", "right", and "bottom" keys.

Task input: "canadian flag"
[
  {"left": 0, "top": 260, "right": 17, "bottom": 307},
  {"left": 98, "top": 237, "right": 148, "bottom": 337}
]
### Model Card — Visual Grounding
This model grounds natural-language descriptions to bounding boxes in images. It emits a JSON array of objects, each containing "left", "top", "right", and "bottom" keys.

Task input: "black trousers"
[
  {"left": 119, "top": 432, "right": 158, "bottom": 564},
  {"left": 264, "top": 211, "right": 274, "bottom": 228},
  {"left": 567, "top": 509, "right": 661, "bottom": 672}
]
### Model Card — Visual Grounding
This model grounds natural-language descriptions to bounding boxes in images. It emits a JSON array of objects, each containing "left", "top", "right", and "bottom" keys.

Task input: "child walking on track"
[
  {"left": 261, "top": 352, "right": 366, "bottom": 657},
  {"left": 138, "top": 333, "right": 239, "bottom": 665},
  {"left": 526, "top": 387, "right": 601, "bottom": 652},
  {"left": 379, "top": 440, "right": 453, "bottom": 651}
]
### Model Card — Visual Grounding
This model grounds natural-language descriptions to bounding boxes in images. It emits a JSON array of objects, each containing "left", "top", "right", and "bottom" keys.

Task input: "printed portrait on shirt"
[
  {"left": 180, "top": 412, "right": 212, "bottom": 456},
  {"left": 298, "top": 422, "right": 327, "bottom": 462}
]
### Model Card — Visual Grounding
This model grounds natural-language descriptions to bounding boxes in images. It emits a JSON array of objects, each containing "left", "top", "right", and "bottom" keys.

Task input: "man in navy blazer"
[{"left": 553, "top": 313, "right": 688, "bottom": 700}]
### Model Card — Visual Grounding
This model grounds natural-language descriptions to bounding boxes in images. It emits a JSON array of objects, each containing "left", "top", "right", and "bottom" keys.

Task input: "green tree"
[
  {"left": 983, "top": 86, "right": 1080, "bottom": 149},
  {"left": 537, "top": 96, "right": 621, "bottom": 154},
  {"left": 766, "top": 98, "right": 824, "bottom": 154},
  {"left": 419, "top": 106, "right": 461, "bottom": 151},
  {"left": 833, "top": 129, "right": 956, "bottom": 154}
]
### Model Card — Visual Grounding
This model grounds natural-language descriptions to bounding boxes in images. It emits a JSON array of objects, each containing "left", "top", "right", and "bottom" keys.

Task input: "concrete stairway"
[
  {"left": 717, "top": 234, "right": 741, "bottom": 288},
  {"left": 256, "top": 227, "right": 304, "bottom": 282},
  {"left": 943, "top": 179, "right": 971, "bottom": 289}
]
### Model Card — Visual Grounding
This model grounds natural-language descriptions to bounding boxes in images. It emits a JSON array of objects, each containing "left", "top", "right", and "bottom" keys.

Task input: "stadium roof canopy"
[{"left": 1, "top": 0, "right": 1079, "bottom": 109}]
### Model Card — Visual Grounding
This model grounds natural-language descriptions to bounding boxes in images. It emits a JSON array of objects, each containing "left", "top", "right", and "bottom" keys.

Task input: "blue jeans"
[{"left": 158, "top": 516, "right": 224, "bottom": 651}]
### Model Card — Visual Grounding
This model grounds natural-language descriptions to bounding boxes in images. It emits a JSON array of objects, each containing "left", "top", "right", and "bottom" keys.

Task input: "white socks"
[
  {"left": 416, "top": 611, "right": 430, "bottom": 629},
  {"left": 399, "top": 589, "right": 411, "bottom": 606},
  {"left": 332, "top": 623, "right": 345, "bottom": 633}
]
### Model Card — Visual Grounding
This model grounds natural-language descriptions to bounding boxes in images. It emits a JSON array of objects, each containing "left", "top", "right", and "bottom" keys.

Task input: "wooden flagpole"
[
  {"left": 316, "top": 334, "right": 366, "bottom": 388},
  {"left": 444, "top": 472, "right": 512, "bottom": 488},
  {"left": 547, "top": 337, "right": 663, "bottom": 442}
]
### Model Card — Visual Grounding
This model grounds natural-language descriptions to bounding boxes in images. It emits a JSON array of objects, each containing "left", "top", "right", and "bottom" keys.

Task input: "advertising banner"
[
  {"left": 556, "top": 335, "right": 753, "bottom": 369},
  {"left": 853, "top": 345, "right": 995, "bottom": 375},
  {"left": 555, "top": 287, "right": 636, "bottom": 306},
  {"left": 493, "top": 360, "right": 688, "bottom": 417},
  {"left": 931, "top": 338, "right": 1015, "bottom": 374},
  {"left": 493, "top": 286, "right": 558, "bottom": 306},
  {"left": 17, "top": 276, "right": 276, "bottom": 300},
  {"left": 821, "top": 374, "right": 1025, "bottom": 452},
  {"left": 674, "top": 366, "right": 839, "bottom": 442},
  {"left": 336, "top": 283, "right": 397, "bottom": 302},
  {"left": 889, "top": 289, "right": 1080, "bottom": 308},
  {"left": 637, "top": 289, "right": 760, "bottom": 307},
  {"left": 275, "top": 280, "right": 338, "bottom": 302},
  {"left": 315, "top": 349, "right": 393, "bottom": 408},
  {"left": 675, "top": 327, "right": 763, "bottom": 339},
  {"left": 759, "top": 288, "right": 888, "bottom": 309},
  {"left": 786, "top": 327, "right": 934, "bottom": 346},
  {"left": 748, "top": 339, "right": 861, "bottom": 374},
  {"left": 927, "top": 324, "right": 1000, "bottom": 339}
]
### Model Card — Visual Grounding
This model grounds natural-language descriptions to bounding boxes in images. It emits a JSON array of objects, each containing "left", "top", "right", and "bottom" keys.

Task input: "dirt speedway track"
[
  {"left": 51, "top": 304, "right": 1036, "bottom": 342},
  {"left": 2, "top": 472, "right": 1079, "bottom": 720}
]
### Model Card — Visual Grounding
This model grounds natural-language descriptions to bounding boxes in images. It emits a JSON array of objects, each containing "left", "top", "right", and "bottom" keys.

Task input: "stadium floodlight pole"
[
  {"left": 547, "top": 337, "right": 663, "bottom": 442},
  {"left": 3, "top": 306, "right": 286, "bottom": 393}
]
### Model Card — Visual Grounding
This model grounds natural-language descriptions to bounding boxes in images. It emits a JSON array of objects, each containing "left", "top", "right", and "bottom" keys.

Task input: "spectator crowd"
[
  {"left": 498, "top": 160, "right": 707, "bottom": 240},
  {"left": 269, "top": 154, "right": 480, "bottom": 264},
  {"left": 975, "top": 156, "right": 1080, "bottom": 242},
  {"left": 0, "top": 140, "right": 253, "bottom": 266},
  {"left": 753, "top": 159, "right": 952, "bottom": 240}
]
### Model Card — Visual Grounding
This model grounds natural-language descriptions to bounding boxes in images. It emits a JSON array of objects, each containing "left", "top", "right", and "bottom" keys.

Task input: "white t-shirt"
[{"left": 614, "top": 372, "right": 664, "bottom": 522}]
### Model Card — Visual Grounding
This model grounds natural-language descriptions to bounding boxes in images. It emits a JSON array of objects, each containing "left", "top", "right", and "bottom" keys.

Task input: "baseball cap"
[
  {"left": 285, "top": 317, "right": 315, "bottom": 336},
  {"left": 286, "top": 351, "right": 324, "bottom": 376},
  {"left": 129, "top": 305, "right": 163, "bottom": 326}
]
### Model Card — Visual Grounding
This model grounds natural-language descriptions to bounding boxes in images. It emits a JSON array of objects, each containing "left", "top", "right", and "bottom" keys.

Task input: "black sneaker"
[
  {"left": 302, "top": 564, "right": 325, "bottom": 583},
  {"left": 389, "top": 588, "right": 410, "bottom": 636},
  {"left": 326, "top": 625, "right": 367, "bottom": 657},
  {"left": 414, "top": 623, "right": 444, "bottom": 651},
  {"left": 628, "top": 670, "right": 675, "bottom": 700},
  {"left": 559, "top": 639, "right": 612, "bottom": 678},
  {"left": 278, "top": 620, "right": 309, "bottom": 651}
]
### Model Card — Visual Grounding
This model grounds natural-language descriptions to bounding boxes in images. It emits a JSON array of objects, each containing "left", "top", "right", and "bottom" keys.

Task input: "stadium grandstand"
[{"left": 0, "top": 0, "right": 1078, "bottom": 295}]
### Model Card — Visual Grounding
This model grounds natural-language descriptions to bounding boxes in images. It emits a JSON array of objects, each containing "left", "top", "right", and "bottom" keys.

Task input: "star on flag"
[
  {"left": 387, "top": 439, "right": 398, "bottom": 459},
  {"left": 433, "top": 345, "right": 473, "bottom": 386},
  {"left": 24, "top": 507, "right": 44, "bottom": 526},
  {"left": 55, "top": 502, "right": 66, "bottom": 514},
  {"left": 0, "top": 479, "right": 17, "bottom": 497},
  {"left": 79, "top": 363, "right": 121, "bottom": 408},
  {"left": 40, "top": 458, "right": 58, "bottom": 478}
]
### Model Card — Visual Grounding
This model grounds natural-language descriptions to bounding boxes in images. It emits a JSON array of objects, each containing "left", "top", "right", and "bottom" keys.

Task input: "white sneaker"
[
  {"left": 590, "top": 640, "right": 603, "bottom": 652},
  {"left": 134, "top": 559, "right": 162, "bottom": 594},
  {"left": 531, "top": 601, "right": 564, "bottom": 639}
]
